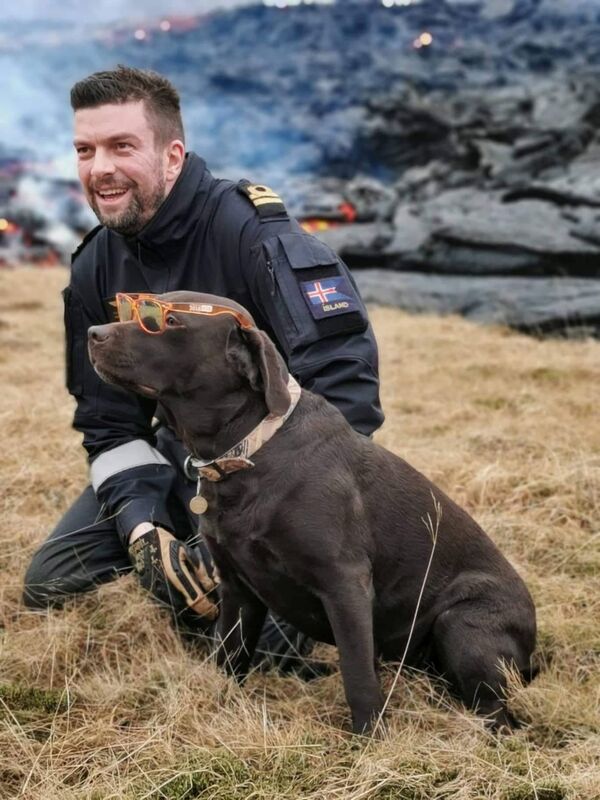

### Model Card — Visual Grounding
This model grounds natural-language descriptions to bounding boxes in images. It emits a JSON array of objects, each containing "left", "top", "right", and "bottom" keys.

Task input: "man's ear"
[
  {"left": 164, "top": 139, "right": 185, "bottom": 186},
  {"left": 225, "top": 326, "right": 291, "bottom": 416}
]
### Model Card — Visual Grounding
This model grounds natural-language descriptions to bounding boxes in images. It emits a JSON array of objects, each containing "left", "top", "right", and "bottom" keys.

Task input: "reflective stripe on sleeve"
[{"left": 90, "top": 440, "right": 172, "bottom": 492}]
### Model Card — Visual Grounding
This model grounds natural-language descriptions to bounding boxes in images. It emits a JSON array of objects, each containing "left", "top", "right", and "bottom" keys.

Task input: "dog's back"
[{"left": 278, "top": 392, "right": 536, "bottom": 661}]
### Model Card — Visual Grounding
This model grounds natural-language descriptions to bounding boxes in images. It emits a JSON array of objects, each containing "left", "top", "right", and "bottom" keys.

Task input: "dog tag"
[{"left": 190, "top": 494, "right": 208, "bottom": 515}]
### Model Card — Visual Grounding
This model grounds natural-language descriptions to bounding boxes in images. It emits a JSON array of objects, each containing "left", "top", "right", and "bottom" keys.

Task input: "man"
[{"left": 23, "top": 66, "right": 384, "bottom": 663}]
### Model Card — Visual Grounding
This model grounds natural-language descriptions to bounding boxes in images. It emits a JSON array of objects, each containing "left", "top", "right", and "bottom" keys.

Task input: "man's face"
[{"left": 74, "top": 100, "right": 169, "bottom": 236}]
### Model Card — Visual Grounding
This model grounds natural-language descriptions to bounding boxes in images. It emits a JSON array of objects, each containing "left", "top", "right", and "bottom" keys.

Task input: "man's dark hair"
[{"left": 70, "top": 65, "right": 185, "bottom": 146}]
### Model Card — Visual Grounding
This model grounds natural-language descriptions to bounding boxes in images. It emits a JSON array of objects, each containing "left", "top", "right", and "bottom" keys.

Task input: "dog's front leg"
[
  {"left": 215, "top": 574, "right": 267, "bottom": 682},
  {"left": 319, "top": 575, "right": 383, "bottom": 735}
]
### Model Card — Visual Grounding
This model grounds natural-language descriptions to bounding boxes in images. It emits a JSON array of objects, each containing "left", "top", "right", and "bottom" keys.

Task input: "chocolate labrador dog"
[{"left": 88, "top": 291, "right": 536, "bottom": 734}]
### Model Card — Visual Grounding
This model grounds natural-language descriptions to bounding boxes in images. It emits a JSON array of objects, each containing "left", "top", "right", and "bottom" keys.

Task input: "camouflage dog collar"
[{"left": 189, "top": 374, "right": 301, "bottom": 485}]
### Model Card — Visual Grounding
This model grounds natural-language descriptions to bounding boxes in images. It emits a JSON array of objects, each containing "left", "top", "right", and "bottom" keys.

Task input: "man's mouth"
[{"left": 95, "top": 187, "right": 130, "bottom": 203}]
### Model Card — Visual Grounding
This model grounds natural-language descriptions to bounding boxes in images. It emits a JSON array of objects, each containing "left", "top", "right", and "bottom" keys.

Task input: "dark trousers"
[{"left": 23, "top": 430, "right": 312, "bottom": 671}]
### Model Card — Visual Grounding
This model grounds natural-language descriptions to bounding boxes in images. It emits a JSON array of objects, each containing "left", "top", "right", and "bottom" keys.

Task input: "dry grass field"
[{"left": 0, "top": 266, "right": 599, "bottom": 799}]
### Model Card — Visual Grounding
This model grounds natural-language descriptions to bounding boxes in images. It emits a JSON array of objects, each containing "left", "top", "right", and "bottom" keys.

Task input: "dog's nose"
[{"left": 88, "top": 325, "right": 112, "bottom": 344}]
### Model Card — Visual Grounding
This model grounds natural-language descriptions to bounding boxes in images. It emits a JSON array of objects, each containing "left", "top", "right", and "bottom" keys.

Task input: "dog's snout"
[{"left": 88, "top": 325, "right": 112, "bottom": 344}]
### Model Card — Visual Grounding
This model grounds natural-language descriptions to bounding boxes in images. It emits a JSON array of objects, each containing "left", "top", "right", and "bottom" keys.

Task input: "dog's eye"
[{"left": 165, "top": 313, "right": 179, "bottom": 327}]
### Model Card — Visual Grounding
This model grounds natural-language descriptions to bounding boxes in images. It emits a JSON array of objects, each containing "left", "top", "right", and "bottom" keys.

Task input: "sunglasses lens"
[
  {"left": 117, "top": 295, "right": 134, "bottom": 322},
  {"left": 138, "top": 299, "right": 163, "bottom": 333}
]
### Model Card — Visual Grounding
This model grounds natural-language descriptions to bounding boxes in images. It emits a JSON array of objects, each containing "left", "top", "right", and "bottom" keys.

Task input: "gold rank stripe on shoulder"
[
  {"left": 245, "top": 184, "right": 282, "bottom": 206},
  {"left": 238, "top": 181, "right": 287, "bottom": 218}
]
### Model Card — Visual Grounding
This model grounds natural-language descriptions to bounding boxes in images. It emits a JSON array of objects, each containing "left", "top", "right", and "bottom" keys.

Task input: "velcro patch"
[{"left": 299, "top": 276, "right": 359, "bottom": 320}]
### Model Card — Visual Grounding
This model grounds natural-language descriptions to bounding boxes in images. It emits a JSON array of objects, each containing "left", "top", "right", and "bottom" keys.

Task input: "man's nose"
[{"left": 90, "top": 149, "right": 116, "bottom": 179}]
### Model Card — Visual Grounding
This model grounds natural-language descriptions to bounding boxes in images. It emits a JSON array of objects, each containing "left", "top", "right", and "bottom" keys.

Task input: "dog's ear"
[{"left": 226, "top": 326, "right": 291, "bottom": 416}]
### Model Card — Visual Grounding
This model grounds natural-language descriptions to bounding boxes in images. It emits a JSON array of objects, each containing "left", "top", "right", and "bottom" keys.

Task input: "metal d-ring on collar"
[
  {"left": 184, "top": 456, "right": 231, "bottom": 482},
  {"left": 183, "top": 455, "right": 201, "bottom": 481}
]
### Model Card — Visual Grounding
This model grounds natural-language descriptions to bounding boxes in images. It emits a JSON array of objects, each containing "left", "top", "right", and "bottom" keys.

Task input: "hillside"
[{"left": 0, "top": 268, "right": 598, "bottom": 798}]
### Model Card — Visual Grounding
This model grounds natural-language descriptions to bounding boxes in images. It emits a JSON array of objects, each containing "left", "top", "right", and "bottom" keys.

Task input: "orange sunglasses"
[{"left": 115, "top": 292, "right": 254, "bottom": 335}]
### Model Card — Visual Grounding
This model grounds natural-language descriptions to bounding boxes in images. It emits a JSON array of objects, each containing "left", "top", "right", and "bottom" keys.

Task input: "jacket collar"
[{"left": 122, "top": 152, "right": 211, "bottom": 251}]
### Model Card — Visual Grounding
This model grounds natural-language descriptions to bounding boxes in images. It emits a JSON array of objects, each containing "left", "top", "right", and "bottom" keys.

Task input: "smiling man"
[
  {"left": 74, "top": 98, "right": 181, "bottom": 235},
  {"left": 23, "top": 66, "right": 383, "bottom": 664}
]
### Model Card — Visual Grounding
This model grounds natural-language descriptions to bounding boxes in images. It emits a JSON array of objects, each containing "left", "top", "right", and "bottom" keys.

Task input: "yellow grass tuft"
[{"left": 0, "top": 267, "right": 598, "bottom": 799}]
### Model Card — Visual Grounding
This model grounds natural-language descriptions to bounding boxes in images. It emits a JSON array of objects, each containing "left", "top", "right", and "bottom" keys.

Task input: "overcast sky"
[
  {"left": 4, "top": 0, "right": 252, "bottom": 23},
  {"left": 6, "top": 0, "right": 597, "bottom": 23}
]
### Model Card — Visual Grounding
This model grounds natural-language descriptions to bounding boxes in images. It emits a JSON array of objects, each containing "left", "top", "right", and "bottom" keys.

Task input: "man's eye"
[
  {"left": 76, "top": 146, "right": 90, "bottom": 156},
  {"left": 116, "top": 142, "right": 132, "bottom": 150},
  {"left": 165, "top": 314, "right": 179, "bottom": 327}
]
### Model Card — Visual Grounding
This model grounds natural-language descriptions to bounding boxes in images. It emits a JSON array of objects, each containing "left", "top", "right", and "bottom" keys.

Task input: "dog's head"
[{"left": 87, "top": 291, "right": 291, "bottom": 420}]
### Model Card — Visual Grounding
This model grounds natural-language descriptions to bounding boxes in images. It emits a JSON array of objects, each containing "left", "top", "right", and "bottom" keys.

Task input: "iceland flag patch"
[{"left": 299, "top": 276, "right": 359, "bottom": 320}]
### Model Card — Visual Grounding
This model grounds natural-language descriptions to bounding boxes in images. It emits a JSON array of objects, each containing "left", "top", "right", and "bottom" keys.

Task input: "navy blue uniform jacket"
[{"left": 65, "top": 153, "right": 384, "bottom": 540}]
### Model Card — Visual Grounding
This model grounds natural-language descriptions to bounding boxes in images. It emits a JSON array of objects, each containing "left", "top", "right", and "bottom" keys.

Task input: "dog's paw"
[{"left": 485, "top": 707, "right": 522, "bottom": 735}]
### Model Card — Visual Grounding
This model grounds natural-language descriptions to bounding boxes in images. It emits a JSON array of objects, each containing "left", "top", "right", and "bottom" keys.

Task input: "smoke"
[
  {"left": 2, "top": 0, "right": 600, "bottom": 193},
  {"left": 3, "top": 0, "right": 253, "bottom": 24}
]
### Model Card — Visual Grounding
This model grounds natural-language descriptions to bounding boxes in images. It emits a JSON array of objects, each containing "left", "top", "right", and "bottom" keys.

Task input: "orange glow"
[
  {"left": 0, "top": 218, "right": 17, "bottom": 233},
  {"left": 338, "top": 202, "right": 357, "bottom": 223},
  {"left": 300, "top": 219, "right": 341, "bottom": 233}
]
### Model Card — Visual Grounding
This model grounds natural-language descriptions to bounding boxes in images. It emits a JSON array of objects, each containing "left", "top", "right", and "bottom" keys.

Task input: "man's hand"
[{"left": 128, "top": 527, "right": 220, "bottom": 621}]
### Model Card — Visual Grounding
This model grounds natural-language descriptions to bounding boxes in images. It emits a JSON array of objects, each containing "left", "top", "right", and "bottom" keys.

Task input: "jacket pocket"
[{"left": 261, "top": 233, "right": 369, "bottom": 350}]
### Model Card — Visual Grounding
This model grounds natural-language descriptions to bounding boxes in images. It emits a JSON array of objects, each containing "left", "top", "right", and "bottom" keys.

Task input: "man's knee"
[
  {"left": 22, "top": 485, "right": 134, "bottom": 609},
  {"left": 22, "top": 530, "right": 131, "bottom": 609},
  {"left": 22, "top": 547, "right": 66, "bottom": 609}
]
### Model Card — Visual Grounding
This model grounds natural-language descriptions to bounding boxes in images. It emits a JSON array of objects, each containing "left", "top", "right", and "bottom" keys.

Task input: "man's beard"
[{"left": 90, "top": 172, "right": 167, "bottom": 237}]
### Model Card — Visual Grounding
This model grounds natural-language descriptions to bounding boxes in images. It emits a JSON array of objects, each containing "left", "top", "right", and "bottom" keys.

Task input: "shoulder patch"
[
  {"left": 237, "top": 180, "right": 287, "bottom": 220},
  {"left": 300, "top": 275, "right": 360, "bottom": 320},
  {"left": 71, "top": 224, "right": 102, "bottom": 265}
]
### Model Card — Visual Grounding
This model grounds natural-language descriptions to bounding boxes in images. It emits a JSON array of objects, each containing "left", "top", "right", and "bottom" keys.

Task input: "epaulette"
[
  {"left": 70, "top": 224, "right": 102, "bottom": 265},
  {"left": 237, "top": 180, "right": 288, "bottom": 220}
]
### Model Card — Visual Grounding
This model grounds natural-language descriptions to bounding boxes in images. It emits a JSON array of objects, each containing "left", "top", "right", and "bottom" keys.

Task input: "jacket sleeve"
[
  {"left": 64, "top": 273, "right": 177, "bottom": 542},
  {"left": 244, "top": 221, "right": 384, "bottom": 436}
]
